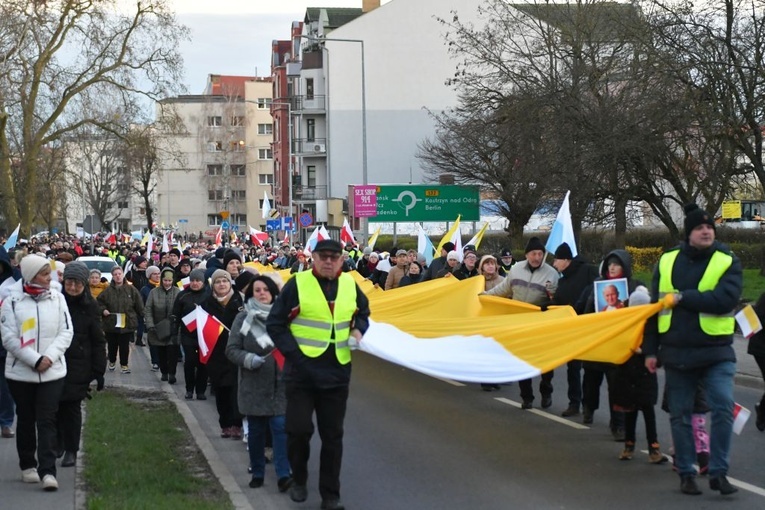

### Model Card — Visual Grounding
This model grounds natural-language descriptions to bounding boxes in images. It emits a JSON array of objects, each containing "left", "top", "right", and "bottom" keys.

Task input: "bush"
[{"left": 625, "top": 246, "right": 663, "bottom": 273}]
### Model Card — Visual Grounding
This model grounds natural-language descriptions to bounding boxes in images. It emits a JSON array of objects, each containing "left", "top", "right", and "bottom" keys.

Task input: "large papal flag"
[{"left": 351, "top": 275, "right": 662, "bottom": 383}]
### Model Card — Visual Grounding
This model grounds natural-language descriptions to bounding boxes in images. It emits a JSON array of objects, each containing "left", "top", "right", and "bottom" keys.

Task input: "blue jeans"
[
  {"left": 0, "top": 358, "right": 16, "bottom": 428},
  {"left": 248, "top": 414, "right": 290, "bottom": 479},
  {"left": 665, "top": 361, "right": 735, "bottom": 478}
]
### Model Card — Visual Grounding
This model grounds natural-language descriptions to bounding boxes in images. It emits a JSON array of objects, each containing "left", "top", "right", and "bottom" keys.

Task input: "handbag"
[{"left": 154, "top": 318, "right": 172, "bottom": 341}]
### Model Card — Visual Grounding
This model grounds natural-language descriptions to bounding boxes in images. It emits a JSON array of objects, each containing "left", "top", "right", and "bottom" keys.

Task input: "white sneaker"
[
  {"left": 42, "top": 474, "right": 58, "bottom": 491},
  {"left": 21, "top": 468, "right": 40, "bottom": 483}
]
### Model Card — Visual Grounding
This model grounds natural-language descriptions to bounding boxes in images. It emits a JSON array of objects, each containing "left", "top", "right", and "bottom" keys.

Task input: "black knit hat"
[
  {"left": 223, "top": 250, "right": 242, "bottom": 267},
  {"left": 169, "top": 248, "right": 181, "bottom": 257},
  {"left": 442, "top": 242, "right": 456, "bottom": 253},
  {"left": 63, "top": 261, "right": 90, "bottom": 286},
  {"left": 524, "top": 237, "right": 545, "bottom": 254},
  {"left": 684, "top": 203, "right": 716, "bottom": 239},
  {"left": 553, "top": 242, "right": 573, "bottom": 260}
]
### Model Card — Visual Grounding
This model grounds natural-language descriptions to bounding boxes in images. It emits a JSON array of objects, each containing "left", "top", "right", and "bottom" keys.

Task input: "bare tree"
[{"left": 0, "top": 0, "right": 188, "bottom": 234}]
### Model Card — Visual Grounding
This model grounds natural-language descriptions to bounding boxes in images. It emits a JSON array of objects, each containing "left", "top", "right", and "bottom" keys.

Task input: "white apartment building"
[{"left": 156, "top": 78, "right": 274, "bottom": 239}]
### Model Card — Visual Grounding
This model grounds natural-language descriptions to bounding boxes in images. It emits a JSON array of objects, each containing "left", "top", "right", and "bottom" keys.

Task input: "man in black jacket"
[
  {"left": 267, "top": 239, "right": 370, "bottom": 510},
  {"left": 644, "top": 204, "right": 742, "bottom": 496},
  {"left": 551, "top": 243, "right": 599, "bottom": 417},
  {"left": 421, "top": 241, "right": 455, "bottom": 281}
]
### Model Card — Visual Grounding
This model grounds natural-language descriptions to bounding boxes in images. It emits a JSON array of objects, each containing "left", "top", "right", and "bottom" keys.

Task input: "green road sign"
[{"left": 368, "top": 185, "right": 480, "bottom": 222}]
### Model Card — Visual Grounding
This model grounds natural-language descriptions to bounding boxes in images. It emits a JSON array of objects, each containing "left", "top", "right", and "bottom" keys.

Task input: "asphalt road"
[{"left": 336, "top": 352, "right": 765, "bottom": 510}]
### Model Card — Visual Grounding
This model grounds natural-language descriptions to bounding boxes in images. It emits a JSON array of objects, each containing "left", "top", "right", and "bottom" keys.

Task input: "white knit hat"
[{"left": 20, "top": 254, "right": 51, "bottom": 283}]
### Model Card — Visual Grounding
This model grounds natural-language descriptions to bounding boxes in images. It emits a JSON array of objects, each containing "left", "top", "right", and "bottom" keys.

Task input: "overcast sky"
[{"left": 170, "top": 0, "right": 392, "bottom": 93}]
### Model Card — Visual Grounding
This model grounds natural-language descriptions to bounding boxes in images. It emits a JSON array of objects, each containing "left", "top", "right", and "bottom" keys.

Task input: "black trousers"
[
  {"left": 755, "top": 355, "right": 765, "bottom": 409},
  {"left": 582, "top": 366, "right": 624, "bottom": 429},
  {"left": 212, "top": 382, "right": 241, "bottom": 429},
  {"left": 156, "top": 345, "right": 178, "bottom": 377},
  {"left": 106, "top": 332, "right": 133, "bottom": 366},
  {"left": 566, "top": 360, "right": 582, "bottom": 408},
  {"left": 624, "top": 405, "right": 659, "bottom": 446},
  {"left": 519, "top": 371, "right": 553, "bottom": 402},
  {"left": 56, "top": 399, "right": 83, "bottom": 453},
  {"left": 285, "top": 383, "right": 349, "bottom": 501},
  {"left": 183, "top": 343, "right": 208, "bottom": 395},
  {"left": 7, "top": 378, "right": 64, "bottom": 477}
]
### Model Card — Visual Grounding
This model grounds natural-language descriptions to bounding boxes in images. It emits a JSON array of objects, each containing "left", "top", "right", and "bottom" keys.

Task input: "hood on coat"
[{"left": 599, "top": 249, "right": 632, "bottom": 279}]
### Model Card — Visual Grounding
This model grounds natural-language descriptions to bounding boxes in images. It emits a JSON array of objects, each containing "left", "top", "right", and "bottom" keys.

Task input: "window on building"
[
  {"left": 117, "top": 201, "right": 128, "bottom": 209},
  {"left": 307, "top": 165, "right": 316, "bottom": 187},
  {"left": 207, "top": 116, "right": 222, "bottom": 127},
  {"left": 207, "top": 141, "right": 223, "bottom": 152},
  {"left": 232, "top": 213, "right": 247, "bottom": 224},
  {"left": 257, "top": 98, "right": 272, "bottom": 109},
  {"left": 306, "top": 78, "right": 314, "bottom": 100},
  {"left": 258, "top": 173, "right": 274, "bottom": 185},
  {"left": 208, "top": 189, "right": 224, "bottom": 201},
  {"left": 207, "top": 214, "right": 222, "bottom": 226},
  {"left": 229, "top": 140, "right": 245, "bottom": 152},
  {"left": 258, "top": 123, "right": 273, "bottom": 135},
  {"left": 306, "top": 119, "right": 315, "bottom": 142},
  {"left": 232, "top": 190, "right": 246, "bottom": 200},
  {"left": 139, "top": 207, "right": 146, "bottom": 216},
  {"left": 207, "top": 164, "right": 223, "bottom": 176},
  {"left": 230, "top": 164, "right": 246, "bottom": 176},
  {"left": 231, "top": 115, "right": 245, "bottom": 127},
  {"left": 117, "top": 183, "right": 129, "bottom": 192},
  {"left": 258, "top": 148, "right": 273, "bottom": 160}
]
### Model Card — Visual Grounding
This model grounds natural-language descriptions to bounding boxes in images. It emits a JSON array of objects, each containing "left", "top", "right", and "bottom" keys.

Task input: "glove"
[
  {"left": 662, "top": 293, "right": 681, "bottom": 309},
  {"left": 92, "top": 374, "right": 105, "bottom": 391},
  {"left": 245, "top": 353, "right": 265, "bottom": 370},
  {"left": 628, "top": 286, "right": 651, "bottom": 307}
]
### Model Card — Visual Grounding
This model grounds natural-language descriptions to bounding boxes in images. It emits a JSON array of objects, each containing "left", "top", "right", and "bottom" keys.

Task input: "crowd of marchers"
[{"left": 1, "top": 203, "right": 764, "bottom": 499}]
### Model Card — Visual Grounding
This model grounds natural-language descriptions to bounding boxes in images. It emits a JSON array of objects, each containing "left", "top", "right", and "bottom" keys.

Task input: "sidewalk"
[{"left": 1, "top": 339, "right": 763, "bottom": 510}]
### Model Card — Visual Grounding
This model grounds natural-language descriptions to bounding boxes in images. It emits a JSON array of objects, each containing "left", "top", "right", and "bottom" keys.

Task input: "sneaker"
[
  {"left": 1, "top": 425, "right": 15, "bottom": 438},
  {"left": 108, "top": 362, "right": 116, "bottom": 372},
  {"left": 249, "top": 477, "right": 264, "bottom": 488},
  {"left": 42, "top": 474, "right": 58, "bottom": 491},
  {"left": 648, "top": 443, "right": 668, "bottom": 464},
  {"left": 582, "top": 407, "right": 594, "bottom": 424},
  {"left": 121, "top": 365, "right": 131, "bottom": 374},
  {"left": 320, "top": 498, "right": 345, "bottom": 510},
  {"left": 220, "top": 427, "right": 231, "bottom": 439},
  {"left": 612, "top": 428, "right": 626, "bottom": 442},
  {"left": 709, "top": 475, "right": 738, "bottom": 495},
  {"left": 681, "top": 475, "right": 702, "bottom": 495},
  {"left": 541, "top": 396, "right": 552, "bottom": 409},
  {"left": 168, "top": 375, "right": 177, "bottom": 385},
  {"left": 196, "top": 394, "right": 207, "bottom": 400},
  {"left": 619, "top": 442, "right": 635, "bottom": 461},
  {"left": 21, "top": 468, "right": 40, "bottom": 483},
  {"left": 160, "top": 374, "right": 168, "bottom": 381},
  {"left": 264, "top": 446, "right": 273, "bottom": 463},
  {"left": 61, "top": 451, "right": 77, "bottom": 467},
  {"left": 185, "top": 391, "right": 194, "bottom": 400},
  {"left": 290, "top": 484, "right": 308, "bottom": 503},
  {"left": 230, "top": 426, "right": 243, "bottom": 440},
  {"left": 151, "top": 364, "right": 160, "bottom": 372},
  {"left": 521, "top": 399, "right": 533, "bottom": 410},
  {"left": 696, "top": 451, "right": 709, "bottom": 475}
]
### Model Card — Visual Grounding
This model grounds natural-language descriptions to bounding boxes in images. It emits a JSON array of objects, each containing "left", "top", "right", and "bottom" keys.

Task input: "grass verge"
[
  {"left": 633, "top": 268, "right": 765, "bottom": 303},
  {"left": 82, "top": 389, "right": 233, "bottom": 510}
]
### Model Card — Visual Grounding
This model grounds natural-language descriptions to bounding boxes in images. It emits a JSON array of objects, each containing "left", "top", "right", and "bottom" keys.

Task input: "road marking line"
[
  {"left": 494, "top": 398, "right": 590, "bottom": 430},
  {"left": 432, "top": 377, "right": 466, "bottom": 387}
]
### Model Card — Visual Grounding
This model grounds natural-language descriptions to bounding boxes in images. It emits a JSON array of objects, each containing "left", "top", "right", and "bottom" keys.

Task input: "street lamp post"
[{"left": 303, "top": 35, "right": 368, "bottom": 245}]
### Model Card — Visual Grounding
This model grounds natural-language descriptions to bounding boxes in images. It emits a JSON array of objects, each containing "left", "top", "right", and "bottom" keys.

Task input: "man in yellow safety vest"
[
  {"left": 267, "top": 239, "right": 370, "bottom": 510},
  {"left": 644, "top": 203, "right": 742, "bottom": 497}
]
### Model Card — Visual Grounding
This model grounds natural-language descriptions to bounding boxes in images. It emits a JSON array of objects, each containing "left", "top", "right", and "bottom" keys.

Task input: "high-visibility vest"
[
  {"left": 657, "top": 249, "right": 734, "bottom": 335},
  {"left": 289, "top": 271, "right": 357, "bottom": 365}
]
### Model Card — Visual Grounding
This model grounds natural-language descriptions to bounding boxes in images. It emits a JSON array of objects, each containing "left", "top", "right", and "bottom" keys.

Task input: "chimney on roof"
[{"left": 363, "top": 0, "right": 381, "bottom": 13}]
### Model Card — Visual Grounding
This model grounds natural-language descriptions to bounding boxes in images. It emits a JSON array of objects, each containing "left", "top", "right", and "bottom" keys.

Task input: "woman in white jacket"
[{"left": 0, "top": 254, "right": 73, "bottom": 491}]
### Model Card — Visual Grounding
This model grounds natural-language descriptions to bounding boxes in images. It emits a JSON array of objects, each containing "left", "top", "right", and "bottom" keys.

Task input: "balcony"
[
  {"left": 293, "top": 138, "right": 328, "bottom": 156},
  {"left": 293, "top": 185, "right": 327, "bottom": 200},
  {"left": 293, "top": 95, "right": 326, "bottom": 113}
]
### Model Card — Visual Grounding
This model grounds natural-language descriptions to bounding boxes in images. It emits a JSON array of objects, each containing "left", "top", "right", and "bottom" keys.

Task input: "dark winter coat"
[
  {"left": 203, "top": 292, "right": 243, "bottom": 388},
  {"left": 552, "top": 256, "right": 599, "bottom": 313},
  {"left": 422, "top": 255, "right": 447, "bottom": 281},
  {"left": 61, "top": 290, "right": 107, "bottom": 402},
  {"left": 172, "top": 286, "right": 210, "bottom": 347},
  {"left": 747, "top": 292, "right": 765, "bottom": 358},
  {"left": 145, "top": 284, "right": 181, "bottom": 346},
  {"left": 226, "top": 299, "right": 286, "bottom": 417},
  {"left": 643, "top": 241, "right": 742, "bottom": 370},
  {"left": 610, "top": 353, "right": 659, "bottom": 409},
  {"left": 0, "top": 246, "right": 20, "bottom": 358},
  {"left": 452, "top": 263, "right": 479, "bottom": 281},
  {"left": 97, "top": 281, "right": 144, "bottom": 333}
]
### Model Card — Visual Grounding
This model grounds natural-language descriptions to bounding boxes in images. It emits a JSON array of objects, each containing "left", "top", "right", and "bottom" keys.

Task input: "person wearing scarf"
[
  {"left": 1, "top": 254, "right": 73, "bottom": 491},
  {"left": 140, "top": 266, "right": 162, "bottom": 371},
  {"left": 204, "top": 269, "right": 244, "bottom": 439},
  {"left": 227, "top": 275, "right": 292, "bottom": 492}
]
